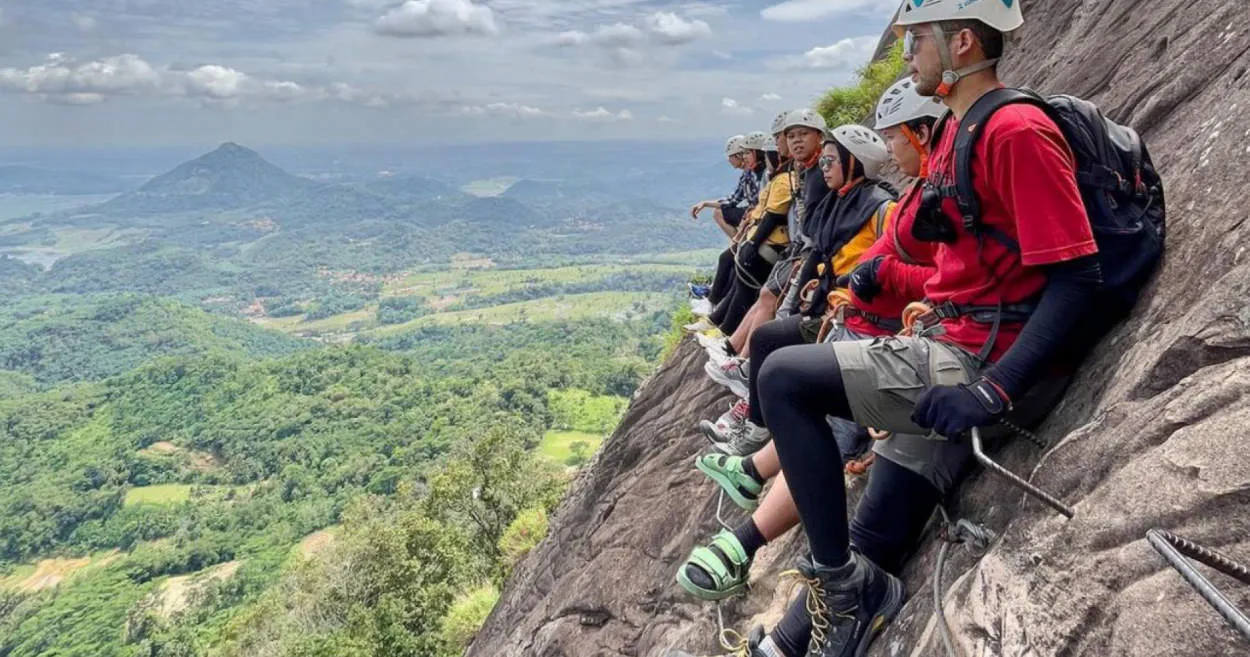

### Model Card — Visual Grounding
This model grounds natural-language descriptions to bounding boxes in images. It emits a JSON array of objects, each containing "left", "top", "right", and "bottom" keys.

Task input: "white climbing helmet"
[
  {"left": 725, "top": 134, "right": 748, "bottom": 157},
  {"left": 893, "top": 0, "right": 1024, "bottom": 34},
  {"left": 874, "top": 78, "right": 949, "bottom": 130},
  {"left": 770, "top": 110, "right": 791, "bottom": 136},
  {"left": 743, "top": 131, "right": 777, "bottom": 152},
  {"left": 825, "top": 124, "right": 890, "bottom": 179},
  {"left": 781, "top": 108, "right": 827, "bottom": 134}
]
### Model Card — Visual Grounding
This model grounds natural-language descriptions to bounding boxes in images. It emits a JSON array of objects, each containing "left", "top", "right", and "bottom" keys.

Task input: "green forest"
[{"left": 0, "top": 297, "right": 673, "bottom": 656}]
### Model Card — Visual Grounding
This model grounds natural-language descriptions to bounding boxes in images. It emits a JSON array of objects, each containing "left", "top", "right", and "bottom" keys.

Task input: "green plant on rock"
[
  {"left": 816, "top": 41, "right": 904, "bottom": 127},
  {"left": 498, "top": 507, "right": 549, "bottom": 569},
  {"left": 439, "top": 584, "right": 500, "bottom": 651}
]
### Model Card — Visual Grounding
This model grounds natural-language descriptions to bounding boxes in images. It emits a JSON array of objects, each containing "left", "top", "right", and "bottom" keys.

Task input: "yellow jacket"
[
  {"left": 820, "top": 200, "right": 896, "bottom": 278},
  {"left": 740, "top": 167, "right": 794, "bottom": 247}
]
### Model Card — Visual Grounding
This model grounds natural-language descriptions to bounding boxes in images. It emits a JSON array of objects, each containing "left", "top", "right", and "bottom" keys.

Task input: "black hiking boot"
[{"left": 793, "top": 553, "right": 904, "bottom": 657}]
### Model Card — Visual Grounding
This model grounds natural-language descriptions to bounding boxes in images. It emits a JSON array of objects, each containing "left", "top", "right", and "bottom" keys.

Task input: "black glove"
[
  {"left": 847, "top": 256, "right": 885, "bottom": 303},
  {"left": 911, "top": 378, "right": 1009, "bottom": 440}
]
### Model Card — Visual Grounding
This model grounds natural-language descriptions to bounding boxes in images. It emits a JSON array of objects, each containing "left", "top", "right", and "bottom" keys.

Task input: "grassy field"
[
  {"left": 0, "top": 551, "right": 121, "bottom": 592},
  {"left": 370, "top": 291, "right": 672, "bottom": 335},
  {"left": 0, "top": 194, "right": 115, "bottom": 221},
  {"left": 382, "top": 262, "right": 698, "bottom": 298},
  {"left": 460, "top": 177, "right": 519, "bottom": 197},
  {"left": 124, "top": 484, "right": 194, "bottom": 506},
  {"left": 539, "top": 430, "right": 603, "bottom": 464}
]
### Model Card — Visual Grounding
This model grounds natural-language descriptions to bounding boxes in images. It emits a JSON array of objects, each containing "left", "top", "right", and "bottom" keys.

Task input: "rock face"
[{"left": 468, "top": 1, "right": 1250, "bottom": 655}]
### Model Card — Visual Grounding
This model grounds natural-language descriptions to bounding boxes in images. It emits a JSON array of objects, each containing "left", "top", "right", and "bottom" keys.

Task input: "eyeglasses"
[
  {"left": 902, "top": 28, "right": 934, "bottom": 57},
  {"left": 818, "top": 155, "right": 839, "bottom": 171}
]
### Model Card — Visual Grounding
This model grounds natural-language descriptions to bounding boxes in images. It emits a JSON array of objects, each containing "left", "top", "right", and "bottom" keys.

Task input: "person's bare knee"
[{"left": 752, "top": 441, "right": 781, "bottom": 478}]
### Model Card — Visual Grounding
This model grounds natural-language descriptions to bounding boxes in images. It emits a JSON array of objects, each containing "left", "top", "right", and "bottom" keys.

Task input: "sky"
[{"left": 0, "top": 0, "right": 903, "bottom": 147}]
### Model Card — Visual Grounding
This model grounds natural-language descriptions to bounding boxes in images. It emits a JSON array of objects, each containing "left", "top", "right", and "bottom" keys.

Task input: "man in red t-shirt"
[{"left": 753, "top": 2, "right": 1105, "bottom": 656}]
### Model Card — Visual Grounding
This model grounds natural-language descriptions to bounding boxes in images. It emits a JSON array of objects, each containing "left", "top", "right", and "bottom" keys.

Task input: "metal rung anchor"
[
  {"left": 970, "top": 427, "right": 1074, "bottom": 518},
  {"left": 1148, "top": 528, "right": 1250, "bottom": 644}
]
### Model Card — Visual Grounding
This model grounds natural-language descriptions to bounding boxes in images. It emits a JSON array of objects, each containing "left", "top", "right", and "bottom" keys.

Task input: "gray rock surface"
[{"left": 469, "top": 1, "right": 1250, "bottom": 655}]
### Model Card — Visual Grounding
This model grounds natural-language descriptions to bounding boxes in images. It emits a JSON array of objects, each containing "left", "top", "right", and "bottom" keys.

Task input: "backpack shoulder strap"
[{"left": 953, "top": 87, "right": 1050, "bottom": 253}]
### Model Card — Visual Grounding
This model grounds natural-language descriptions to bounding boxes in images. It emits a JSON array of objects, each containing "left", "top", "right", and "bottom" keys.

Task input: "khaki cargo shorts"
[{"left": 831, "top": 336, "right": 980, "bottom": 437}]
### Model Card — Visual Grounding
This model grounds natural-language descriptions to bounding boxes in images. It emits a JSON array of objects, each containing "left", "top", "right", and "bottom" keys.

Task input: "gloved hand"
[
  {"left": 847, "top": 256, "right": 885, "bottom": 303},
  {"left": 911, "top": 378, "right": 1009, "bottom": 440}
]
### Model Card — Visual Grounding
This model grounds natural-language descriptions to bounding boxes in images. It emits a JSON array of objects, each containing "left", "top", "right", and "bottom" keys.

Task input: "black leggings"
[
  {"left": 767, "top": 455, "right": 943, "bottom": 655},
  {"left": 709, "top": 248, "right": 735, "bottom": 305},
  {"left": 746, "top": 315, "right": 807, "bottom": 426},
  {"left": 756, "top": 342, "right": 857, "bottom": 566}
]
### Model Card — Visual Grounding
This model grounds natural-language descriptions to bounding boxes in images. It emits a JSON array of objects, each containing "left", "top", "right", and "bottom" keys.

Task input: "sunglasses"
[
  {"left": 902, "top": 28, "right": 934, "bottom": 57},
  {"left": 818, "top": 155, "right": 840, "bottom": 171}
]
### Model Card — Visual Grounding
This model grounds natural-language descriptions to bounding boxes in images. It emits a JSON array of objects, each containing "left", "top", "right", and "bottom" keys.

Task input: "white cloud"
[
  {"left": 554, "top": 30, "right": 589, "bottom": 46},
  {"left": 657, "top": 115, "right": 677, "bottom": 123},
  {"left": 374, "top": 0, "right": 499, "bottom": 38},
  {"left": 721, "top": 97, "right": 753, "bottom": 116},
  {"left": 572, "top": 106, "right": 633, "bottom": 122},
  {"left": 0, "top": 53, "right": 161, "bottom": 101},
  {"left": 71, "top": 14, "right": 98, "bottom": 33},
  {"left": 183, "top": 65, "right": 248, "bottom": 100},
  {"left": 801, "top": 36, "right": 878, "bottom": 69},
  {"left": 49, "top": 92, "right": 106, "bottom": 106},
  {"left": 463, "top": 102, "right": 545, "bottom": 118},
  {"left": 761, "top": 0, "right": 890, "bottom": 22},
  {"left": 759, "top": 92, "right": 782, "bottom": 101},
  {"left": 644, "top": 12, "right": 711, "bottom": 45},
  {"left": 593, "top": 23, "right": 644, "bottom": 47}
]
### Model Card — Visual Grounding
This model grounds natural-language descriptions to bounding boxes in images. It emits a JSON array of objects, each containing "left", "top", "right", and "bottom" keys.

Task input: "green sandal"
[
  {"left": 676, "top": 529, "right": 751, "bottom": 601},
  {"left": 695, "top": 454, "right": 762, "bottom": 511}
]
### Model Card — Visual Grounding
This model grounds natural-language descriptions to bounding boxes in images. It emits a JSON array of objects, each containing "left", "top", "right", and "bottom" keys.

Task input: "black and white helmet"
[
  {"left": 743, "top": 131, "right": 777, "bottom": 152},
  {"left": 874, "top": 78, "right": 948, "bottom": 130},
  {"left": 725, "top": 134, "right": 748, "bottom": 157},
  {"left": 826, "top": 125, "right": 889, "bottom": 179}
]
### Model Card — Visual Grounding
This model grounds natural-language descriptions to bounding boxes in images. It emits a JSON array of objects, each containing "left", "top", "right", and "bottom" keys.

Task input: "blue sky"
[{"left": 0, "top": 0, "right": 901, "bottom": 146}]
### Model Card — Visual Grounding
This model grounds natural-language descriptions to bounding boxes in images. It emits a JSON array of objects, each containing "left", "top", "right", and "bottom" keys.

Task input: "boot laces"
[
  {"left": 780, "top": 568, "right": 857, "bottom": 652},
  {"left": 730, "top": 399, "right": 750, "bottom": 420}
]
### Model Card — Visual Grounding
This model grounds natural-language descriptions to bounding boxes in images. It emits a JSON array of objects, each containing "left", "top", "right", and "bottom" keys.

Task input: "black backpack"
[{"left": 951, "top": 88, "right": 1166, "bottom": 313}]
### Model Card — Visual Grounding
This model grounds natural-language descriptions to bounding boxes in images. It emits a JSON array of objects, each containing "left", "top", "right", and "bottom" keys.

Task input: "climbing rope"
[
  {"left": 932, "top": 507, "right": 996, "bottom": 657},
  {"left": 714, "top": 490, "right": 735, "bottom": 532},
  {"left": 1147, "top": 529, "right": 1250, "bottom": 643},
  {"left": 714, "top": 601, "right": 751, "bottom": 656}
]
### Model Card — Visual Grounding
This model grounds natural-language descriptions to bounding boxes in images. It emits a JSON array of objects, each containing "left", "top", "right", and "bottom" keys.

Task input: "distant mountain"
[
  {"left": 95, "top": 143, "right": 319, "bottom": 216},
  {"left": 361, "top": 175, "right": 465, "bottom": 203},
  {"left": 449, "top": 196, "right": 542, "bottom": 227},
  {"left": 0, "top": 165, "right": 128, "bottom": 195},
  {"left": 501, "top": 178, "right": 618, "bottom": 204}
]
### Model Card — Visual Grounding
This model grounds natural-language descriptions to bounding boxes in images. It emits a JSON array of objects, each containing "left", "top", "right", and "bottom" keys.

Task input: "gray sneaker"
[
  {"left": 707, "top": 418, "right": 769, "bottom": 456},
  {"left": 704, "top": 357, "right": 749, "bottom": 399}
]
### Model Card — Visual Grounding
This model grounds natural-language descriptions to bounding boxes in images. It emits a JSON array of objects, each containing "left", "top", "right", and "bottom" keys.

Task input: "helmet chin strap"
[{"left": 931, "top": 22, "right": 998, "bottom": 98}]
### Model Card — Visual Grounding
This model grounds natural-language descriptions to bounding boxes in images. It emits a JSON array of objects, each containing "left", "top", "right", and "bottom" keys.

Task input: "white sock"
[{"left": 756, "top": 636, "right": 784, "bottom": 657}]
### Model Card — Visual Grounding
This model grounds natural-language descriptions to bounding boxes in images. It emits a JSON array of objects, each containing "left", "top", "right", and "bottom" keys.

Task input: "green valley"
[{"left": 0, "top": 141, "right": 718, "bottom": 657}]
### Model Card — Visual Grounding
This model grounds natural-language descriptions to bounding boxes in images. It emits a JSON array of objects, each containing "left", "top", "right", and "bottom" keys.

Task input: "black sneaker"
[{"left": 794, "top": 553, "right": 904, "bottom": 657}]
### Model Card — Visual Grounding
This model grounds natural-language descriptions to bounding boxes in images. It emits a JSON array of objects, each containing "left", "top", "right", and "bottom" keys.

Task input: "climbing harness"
[{"left": 1147, "top": 528, "right": 1250, "bottom": 643}]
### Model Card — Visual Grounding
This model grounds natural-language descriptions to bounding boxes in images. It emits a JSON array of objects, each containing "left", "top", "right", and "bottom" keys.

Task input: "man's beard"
[{"left": 914, "top": 70, "right": 942, "bottom": 97}]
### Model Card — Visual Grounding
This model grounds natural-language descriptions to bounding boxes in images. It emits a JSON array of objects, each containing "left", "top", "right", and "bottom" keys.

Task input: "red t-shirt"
[
  {"left": 923, "top": 103, "right": 1097, "bottom": 362},
  {"left": 845, "top": 184, "right": 937, "bottom": 336}
]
